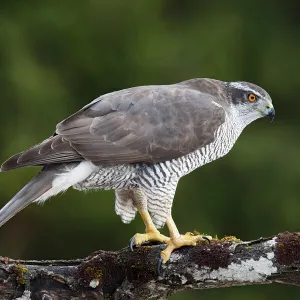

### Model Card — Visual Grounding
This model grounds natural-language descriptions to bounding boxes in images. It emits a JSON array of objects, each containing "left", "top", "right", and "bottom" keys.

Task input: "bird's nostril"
[{"left": 266, "top": 105, "right": 271, "bottom": 109}]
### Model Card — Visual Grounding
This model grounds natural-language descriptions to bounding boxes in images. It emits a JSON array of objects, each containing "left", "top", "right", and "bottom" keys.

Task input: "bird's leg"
[
  {"left": 128, "top": 188, "right": 169, "bottom": 249},
  {"left": 130, "top": 209, "right": 170, "bottom": 250},
  {"left": 160, "top": 215, "right": 212, "bottom": 264}
]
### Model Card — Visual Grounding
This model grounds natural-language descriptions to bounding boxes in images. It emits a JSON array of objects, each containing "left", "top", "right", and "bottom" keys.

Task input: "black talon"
[
  {"left": 202, "top": 236, "right": 211, "bottom": 243},
  {"left": 129, "top": 236, "right": 135, "bottom": 251},
  {"left": 156, "top": 257, "right": 164, "bottom": 276}
]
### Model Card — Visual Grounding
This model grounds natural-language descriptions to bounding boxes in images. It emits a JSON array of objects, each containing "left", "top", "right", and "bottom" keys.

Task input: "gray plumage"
[
  {"left": 0, "top": 78, "right": 274, "bottom": 228},
  {"left": 0, "top": 165, "right": 65, "bottom": 227}
]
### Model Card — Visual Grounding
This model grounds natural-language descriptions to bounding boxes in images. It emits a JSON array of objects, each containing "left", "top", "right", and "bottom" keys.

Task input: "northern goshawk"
[{"left": 0, "top": 78, "right": 274, "bottom": 269}]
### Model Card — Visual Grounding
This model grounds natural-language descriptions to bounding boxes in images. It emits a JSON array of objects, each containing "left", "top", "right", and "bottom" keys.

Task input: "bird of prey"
[{"left": 0, "top": 78, "right": 274, "bottom": 270}]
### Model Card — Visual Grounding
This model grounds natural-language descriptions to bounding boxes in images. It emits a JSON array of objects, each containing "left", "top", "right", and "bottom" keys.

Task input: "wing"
[
  {"left": 1, "top": 84, "right": 226, "bottom": 171},
  {"left": 58, "top": 84, "right": 226, "bottom": 164},
  {"left": 0, "top": 135, "right": 82, "bottom": 171}
]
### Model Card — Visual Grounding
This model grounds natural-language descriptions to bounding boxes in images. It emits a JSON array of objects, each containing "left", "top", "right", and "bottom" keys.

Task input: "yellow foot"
[
  {"left": 158, "top": 232, "right": 212, "bottom": 272},
  {"left": 129, "top": 230, "right": 170, "bottom": 251}
]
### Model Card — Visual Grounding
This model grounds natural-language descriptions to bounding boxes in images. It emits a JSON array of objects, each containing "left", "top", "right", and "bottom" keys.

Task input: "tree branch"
[{"left": 0, "top": 232, "right": 299, "bottom": 299}]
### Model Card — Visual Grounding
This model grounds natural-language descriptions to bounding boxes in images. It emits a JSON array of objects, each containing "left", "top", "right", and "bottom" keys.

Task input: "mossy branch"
[{"left": 0, "top": 232, "right": 300, "bottom": 299}]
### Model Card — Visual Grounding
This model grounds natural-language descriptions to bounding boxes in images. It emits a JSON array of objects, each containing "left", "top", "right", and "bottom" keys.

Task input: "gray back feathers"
[{"left": 1, "top": 79, "right": 227, "bottom": 171}]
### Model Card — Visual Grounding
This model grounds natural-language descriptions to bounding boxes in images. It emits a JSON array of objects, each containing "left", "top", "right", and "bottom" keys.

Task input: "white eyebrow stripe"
[{"left": 230, "top": 82, "right": 264, "bottom": 99}]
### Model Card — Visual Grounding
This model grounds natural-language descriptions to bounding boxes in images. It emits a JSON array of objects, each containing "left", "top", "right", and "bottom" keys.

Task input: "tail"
[
  {"left": 0, "top": 161, "right": 93, "bottom": 228},
  {"left": 0, "top": 166, "right": 59, "bottom": 227}
]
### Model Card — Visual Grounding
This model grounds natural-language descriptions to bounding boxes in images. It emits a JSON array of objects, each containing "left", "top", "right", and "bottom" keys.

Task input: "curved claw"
[
  {"left": 156, "top": 256, "right": 164, "bottom": 276},
  {"left": 202, "top": 235, "right": 211, "bottom": 243},
  {"left": 129, "top": 236, "right": 135, "bottom": 251}
]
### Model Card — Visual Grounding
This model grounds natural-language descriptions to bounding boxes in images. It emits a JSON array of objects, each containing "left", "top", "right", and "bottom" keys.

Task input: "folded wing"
[{"left": 1, "top": 84, "right": 226, "bottom": 171}]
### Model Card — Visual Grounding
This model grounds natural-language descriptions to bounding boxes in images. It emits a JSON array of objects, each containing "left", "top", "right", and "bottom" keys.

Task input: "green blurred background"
[{"left": 0, "top": 1, "right": 299, "bottom": 299}]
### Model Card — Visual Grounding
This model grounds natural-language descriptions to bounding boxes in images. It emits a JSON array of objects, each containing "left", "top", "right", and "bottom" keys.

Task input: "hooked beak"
[{"left": 264, "top": 106, "right": 275, "bottom": 122}]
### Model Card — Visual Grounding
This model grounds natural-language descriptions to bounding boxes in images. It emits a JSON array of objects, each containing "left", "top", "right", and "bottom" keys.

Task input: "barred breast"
[{"left": 73, "top": 114, "right": 244, "bottom": 228}]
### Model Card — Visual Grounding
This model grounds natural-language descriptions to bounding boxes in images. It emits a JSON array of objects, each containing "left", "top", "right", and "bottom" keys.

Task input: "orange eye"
[{"left": 248, "top": 93, "right": 257, "bottom": 102}]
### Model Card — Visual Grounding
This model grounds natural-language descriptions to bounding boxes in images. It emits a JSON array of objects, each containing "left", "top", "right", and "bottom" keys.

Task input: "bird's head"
[{"left": 226, "top": 81, "right": 275, "bottom": 125}]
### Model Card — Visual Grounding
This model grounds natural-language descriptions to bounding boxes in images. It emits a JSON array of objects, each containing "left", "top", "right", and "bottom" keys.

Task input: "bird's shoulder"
[
  {"left": 54, "top": 82, "right": 227, "bottom": 165},
  {"left": 57, "top": 81, "right": 226, "bottom": 131}
]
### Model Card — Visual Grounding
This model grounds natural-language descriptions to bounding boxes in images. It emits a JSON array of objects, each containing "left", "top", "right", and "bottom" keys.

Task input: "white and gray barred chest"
[
  {"left": 73, "top": 118, "right": 243, "bottom": 192},
  {"left": 136, "top": 118, "right": 243, "bottom": 186},
  {"left": 181, "top": 120, "right": 242, "bottom": 175}
]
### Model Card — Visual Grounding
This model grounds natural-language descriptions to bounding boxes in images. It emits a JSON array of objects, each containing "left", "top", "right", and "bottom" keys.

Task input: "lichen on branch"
[{"left": 0, "top": 232, "right": 299, "bottom": 299}]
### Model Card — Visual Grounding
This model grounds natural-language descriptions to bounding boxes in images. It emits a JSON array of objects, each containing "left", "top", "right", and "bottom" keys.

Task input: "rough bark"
[{"left": 0, "top": 232, "right": 299, "bottom": 300}]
